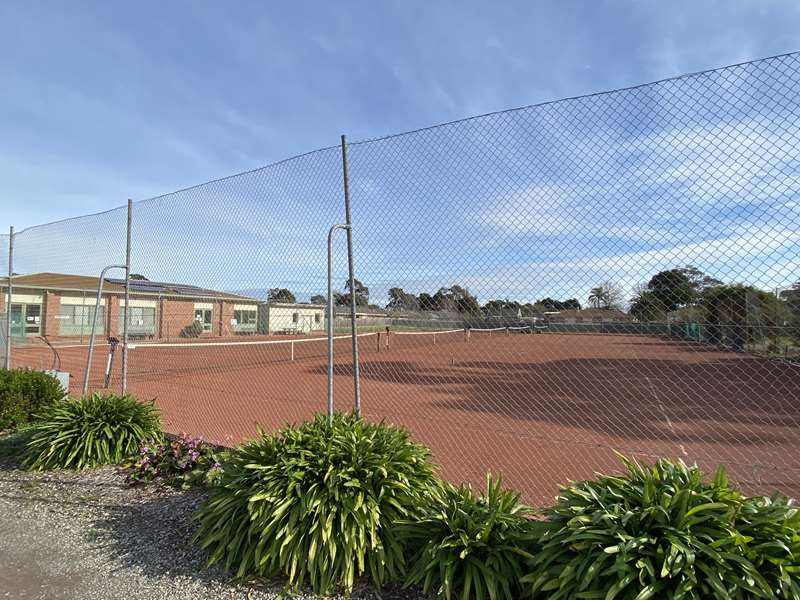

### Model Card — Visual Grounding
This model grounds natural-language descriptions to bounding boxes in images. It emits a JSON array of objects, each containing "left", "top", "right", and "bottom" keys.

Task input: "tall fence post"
[
  {"left": 122, "top": 199, "right": 132, "bottom": 394},
  {"left": 327, "top": 223, "right": 349, "bottom": 425},
  {"left": 4, "top": 226, "right": 13, "bottom": 370},
  {"left": 340, "top": 134, "right": 361, "bottom": 417}
]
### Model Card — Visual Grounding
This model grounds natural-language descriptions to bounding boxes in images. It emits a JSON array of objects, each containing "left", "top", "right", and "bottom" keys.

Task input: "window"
[
  {"left": 23, "top": 304, "right": 41, "bottom": 335},
  {"left": 314, "top": 312, "right": 321, "bottom": 324},
  {"left": 119, "top": 306, "right": 156, "bottom": 337},
  {"left": 233, "top": 309, "right": 257, "bottom": 333},
  {"left": 194, "top": 308, "right": 213, "bottom": 332},
  {"left": 233, "top": 309, "right": 256, "bottom": 325},
  {"left": 58, "top": 304, "right": 104, "bottom": 337},
  {"left": 292, "top": 312, "right": 299, "bottom": 324}
]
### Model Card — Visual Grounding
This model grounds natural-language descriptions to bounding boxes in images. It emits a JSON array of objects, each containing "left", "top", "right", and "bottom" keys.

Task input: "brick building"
[{"left": 0, "top": 273, "right": 261, "bottom": 342}]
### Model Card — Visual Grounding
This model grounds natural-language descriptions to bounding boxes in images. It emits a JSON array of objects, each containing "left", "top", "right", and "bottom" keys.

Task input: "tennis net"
[
  {"left": 126, "top": 332, "right": 378, "bottom": 380},
  {"left": 388, "top": 328, "right": 466, "bottom": 351}
]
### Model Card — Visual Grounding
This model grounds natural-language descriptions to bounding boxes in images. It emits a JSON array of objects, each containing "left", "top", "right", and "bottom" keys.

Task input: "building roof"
[
  {"left": 779, "top": 288, "right": 799, "bottom": 301},
  {"left": 267, "top": 302, "right": 327, "bottom": 310},
  {"left": 7, "top": 272, "right": 259, "bottom": 302}
]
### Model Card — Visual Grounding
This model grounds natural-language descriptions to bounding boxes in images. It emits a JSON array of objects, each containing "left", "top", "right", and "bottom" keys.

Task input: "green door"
[
  {"left": 9, "top": 304, "right": 42, "bottom": 337},
  {"left": 9, "top": 304, "right": 24, "bottom": 337}
]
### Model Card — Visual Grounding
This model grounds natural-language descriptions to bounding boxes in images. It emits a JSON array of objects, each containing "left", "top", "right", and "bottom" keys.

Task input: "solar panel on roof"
[{"left": 105, "top": 278, "right": 235, "bottom": 298}]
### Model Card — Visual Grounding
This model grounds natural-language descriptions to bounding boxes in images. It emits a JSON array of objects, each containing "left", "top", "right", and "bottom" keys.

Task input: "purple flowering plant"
[{"left": 125, "top": 433, "right": 225, "bottom": 488}]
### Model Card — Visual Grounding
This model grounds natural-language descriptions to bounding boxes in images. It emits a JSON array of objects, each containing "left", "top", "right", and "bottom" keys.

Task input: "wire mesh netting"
[{"left": 3, "top": 52, "right": 800, "bottom": 504}]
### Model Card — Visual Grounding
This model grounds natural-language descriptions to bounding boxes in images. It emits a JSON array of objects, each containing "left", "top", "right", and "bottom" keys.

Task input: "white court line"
[{"left": 645, "top": 375, "right": 689, "bottom": 457}]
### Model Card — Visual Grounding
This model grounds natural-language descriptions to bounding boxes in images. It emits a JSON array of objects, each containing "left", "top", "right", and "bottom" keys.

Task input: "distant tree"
[
  {"left": 701, "top": 284, "right": 753, "bottom": 349},
  {"left": 309, "top": 294, "right": 327, "bottom": 305},
  {"left": 129, "top": 273, "right": 149, "bottom": 280},
  {"left": 418, "top": 293, "right": 436, "bottom": 311},
  {"left": 387, "top": 287, "right": 419, "bottom": 311},
  {"left": 341, "top": 278, "right": 369, "bottom": 307},
  {"left": 787, "top": 282, "right": 800, "bottom": 342},
  {"left": 432, "top": 288, "right": 453, "bottom": 311},
  {"left": 535, "top": 297, "right": 581, "bottom": 311},
  {"left": 699, "top": 283, "right": 788, "bottom": 350},
  {"left": 483, "top": 299, "right": 508, "bottom": 315},
  {"left": 588, "top": 286, "right": 609, "bottom": 309},
  {"left": 483, "top": 299, "right": 521, "bottom": 318},
  {"left": 535, "top": 297, "right": 561, "bottom": 311},
  {"left": 268, "top": 288, "right": 296, "bottom": 304},
  {"left": 629, "top": 289, "right": 666, "bottom": 322},
  {"left": 645, "top": 267, "right": 721, "bottom": 312},
  {"left": 588, "top": 281, "right": 623, "bottom": 310},
  {"left": 433, "top": 285, "right": 480, "bottom": 314}
]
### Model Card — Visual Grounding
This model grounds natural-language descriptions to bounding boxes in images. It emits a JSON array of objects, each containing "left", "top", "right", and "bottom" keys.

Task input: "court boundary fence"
[{"left": 3, "top": 51, "right": 800, "bottom": 503}]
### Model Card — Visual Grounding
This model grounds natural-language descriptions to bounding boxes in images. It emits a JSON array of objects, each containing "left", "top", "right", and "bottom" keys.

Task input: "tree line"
[{"left": 266, "top": 267, "right": 800, "bottom": 344}]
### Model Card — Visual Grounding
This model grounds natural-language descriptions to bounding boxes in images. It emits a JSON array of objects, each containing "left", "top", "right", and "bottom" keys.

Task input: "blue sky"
[{"left": 1, "top": 2, "right": 799, "bottom": 306}]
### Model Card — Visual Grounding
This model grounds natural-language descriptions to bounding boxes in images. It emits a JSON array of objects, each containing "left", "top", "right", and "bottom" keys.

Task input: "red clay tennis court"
[{"left": 11, "top": 329, "right": 800, "bottom": 505}]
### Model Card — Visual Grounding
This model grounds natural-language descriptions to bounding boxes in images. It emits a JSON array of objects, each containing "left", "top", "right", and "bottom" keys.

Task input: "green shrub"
[
  {"left": 22, "top": 393, "right": 162, "bottom": 470},
  {"left": 193, "top": 413, "right": 438, "bottom": 594},
  {"left": 0, "top": 425, "right": 37, "bottom": 464},
  {"left": 523, "top": 456, "right": 800, "bottom": 599},
  {"left": 125, "top": 433, "right": 225, "bottom": 488},
  {"left": 179, "top": 320, "right": 204, "bottom": 338},
  {"left": 0, "top": 368, "right": 65, "bottom": 430},
  {"left": 399, "top": 476, "right": 534, "bottom": 600}
]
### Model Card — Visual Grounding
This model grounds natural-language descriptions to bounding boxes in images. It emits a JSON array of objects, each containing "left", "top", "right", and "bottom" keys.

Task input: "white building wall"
[{"left": 267, "top": 305, "right": 325, "bottom": 334}]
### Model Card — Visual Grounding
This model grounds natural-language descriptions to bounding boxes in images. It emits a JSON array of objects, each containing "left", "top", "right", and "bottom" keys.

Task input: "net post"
[
  {"left": 376, "top": 331, "right": 380, "bottom": 352},
  {"left": 4, "top": 226, "right": 13, "bottom": 370},
  {"left": 340, "top": 134, "right": 362, "bottom": 417},
  {"left": 385, "top": 326, "right": 390, "bottom": 349}
]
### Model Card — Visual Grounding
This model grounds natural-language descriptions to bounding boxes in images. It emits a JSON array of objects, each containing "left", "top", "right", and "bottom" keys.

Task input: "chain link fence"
[{"left": 3, "top": 52, "right": 800, "bottom": 504}]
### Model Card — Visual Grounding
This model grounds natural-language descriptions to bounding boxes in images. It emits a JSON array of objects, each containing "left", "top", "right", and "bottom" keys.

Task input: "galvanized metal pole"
[
  {"left": 327, "top": 223, "right": 349, "bottom": 425},
  {"left": 4, "top": 226, "right": 13, "bottom": 369},
  {"left": 340, "top": 135, "right": 361, "bottom": 416},
  {"left": 83, "top": 265, "right": 126, "bottom": 396},
  {"left": 122, "top": 199, "right": 132, "bottom": 394}
]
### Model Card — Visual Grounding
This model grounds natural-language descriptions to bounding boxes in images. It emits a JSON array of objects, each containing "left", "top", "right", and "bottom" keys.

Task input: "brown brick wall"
[
  {"left": 216, "top": 301, "right": 235, "bottom": 336},
  {"left": 107, "top": 295, "right": 120, "bottom": 338},
  {"left": 42, "top": 291, "right": 61, "bottom": 338},
  {"left": 158, "top": 298, "right": 196, "bottom": 340}
]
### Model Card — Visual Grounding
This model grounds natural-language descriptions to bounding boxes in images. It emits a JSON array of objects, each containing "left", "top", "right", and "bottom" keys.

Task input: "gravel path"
[{"left": 0, "top": 432, "right": 423, "bottom": 600}]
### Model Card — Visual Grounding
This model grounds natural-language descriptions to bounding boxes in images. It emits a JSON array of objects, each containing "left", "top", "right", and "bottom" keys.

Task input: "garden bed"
[{"left": 0, "top": 430, "right": 422, "bottom": 600}]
